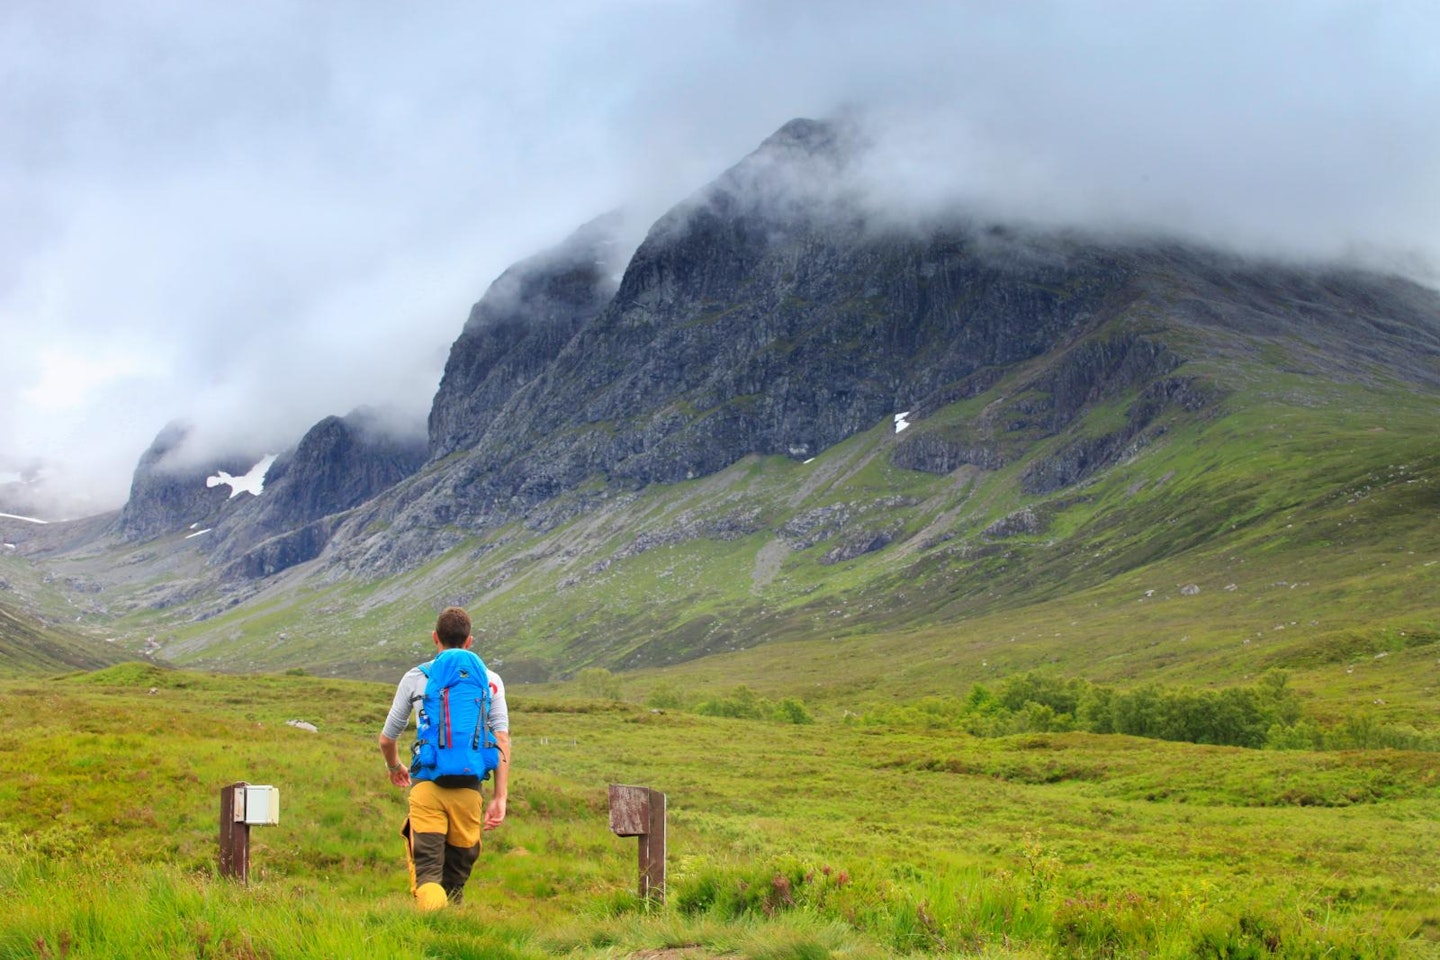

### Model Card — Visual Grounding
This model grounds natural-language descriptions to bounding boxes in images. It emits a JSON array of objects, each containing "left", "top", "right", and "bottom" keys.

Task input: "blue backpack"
[{"left": 410, "top": 648, "right": 500, "bottom": 782}]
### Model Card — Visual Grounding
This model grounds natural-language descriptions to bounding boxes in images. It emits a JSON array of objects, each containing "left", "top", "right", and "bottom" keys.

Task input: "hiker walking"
[{"left": 378, "top": 606, "right": 510, "bottom": 909}]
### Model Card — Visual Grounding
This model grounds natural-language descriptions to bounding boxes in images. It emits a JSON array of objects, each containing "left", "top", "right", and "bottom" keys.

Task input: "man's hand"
[
  {"left": 378, "top": 733, "right": 409, "bottom": 789},
  {"left": 484, "top": 795, "right": 506, "bottom": 830}
]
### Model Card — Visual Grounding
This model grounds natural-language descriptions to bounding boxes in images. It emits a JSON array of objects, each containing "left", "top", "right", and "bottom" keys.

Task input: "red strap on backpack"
[{"left": 442, "top": 688, "right": 452, "bottom": 748}]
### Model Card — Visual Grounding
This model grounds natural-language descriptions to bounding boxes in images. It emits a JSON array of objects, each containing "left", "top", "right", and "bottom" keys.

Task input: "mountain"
[
  {"left": 206, "top": 407, "right": 427, "bottom": 578},
  {"left": 6, "top": 118, "right": 1439, "bottom": 700},
  {"left": 116, "top": 422, "right": 262, "bottom": 543},
  {"left": 428, "top": 212, "right": 625, "bottom": 459},
  {"left": 324, "top": 116, "right": 1440, "bottom": 579}
]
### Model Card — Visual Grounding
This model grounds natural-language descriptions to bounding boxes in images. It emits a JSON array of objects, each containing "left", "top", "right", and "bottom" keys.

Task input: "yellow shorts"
[{"left": 407, "top": 780, "right": 482, "bottom": 848}]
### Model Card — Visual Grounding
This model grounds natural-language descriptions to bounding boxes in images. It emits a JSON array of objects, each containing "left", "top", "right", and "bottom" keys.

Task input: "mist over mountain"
[
  {"left": 428, "top": 213, "right": 627, "bottom": 459},
  {"left": 109, "top": 119, "right": 1440, "bottom": 575}
]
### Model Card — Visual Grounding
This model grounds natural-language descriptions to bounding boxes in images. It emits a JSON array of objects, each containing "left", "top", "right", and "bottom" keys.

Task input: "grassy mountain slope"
[
  {"left": 0, "top": 596, "right": 128, "bottom": 674},
  {"left": 0, "top": 540, "right": 132, "bottom": 673}
]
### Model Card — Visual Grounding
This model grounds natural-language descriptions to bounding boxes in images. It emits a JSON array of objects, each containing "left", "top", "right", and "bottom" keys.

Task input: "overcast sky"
[{"left": 3, "top": 1, "right": 1438, "bottom": 516}]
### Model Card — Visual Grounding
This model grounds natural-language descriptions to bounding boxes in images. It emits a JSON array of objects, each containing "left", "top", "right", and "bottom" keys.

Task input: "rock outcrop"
[
  {"left": 116, "top": 423, "right": 261, "bottom": 543},
  {"left": 210, "top": 407, "right": 426, "bottom": 573},
  {"left": 428, "top": 213, "right": 624, "bottom": 459}
]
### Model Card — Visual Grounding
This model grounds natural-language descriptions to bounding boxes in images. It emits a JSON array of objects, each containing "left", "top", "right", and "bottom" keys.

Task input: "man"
[{"left": 378, "top": 606, "right": 510, "bottom": 909}]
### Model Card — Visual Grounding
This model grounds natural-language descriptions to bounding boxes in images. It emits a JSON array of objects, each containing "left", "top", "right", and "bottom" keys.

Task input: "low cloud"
[{"left": 2, "top": 1, "right": 1436, "bottom": 516}]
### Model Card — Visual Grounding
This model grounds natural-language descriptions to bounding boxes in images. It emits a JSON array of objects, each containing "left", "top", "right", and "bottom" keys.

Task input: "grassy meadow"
[
  {"left": 3, "top": 328, "right": 1439, "bottom": 958},
  {"left": 2, "top": 663, "right": 1439, "bottom": 959}
]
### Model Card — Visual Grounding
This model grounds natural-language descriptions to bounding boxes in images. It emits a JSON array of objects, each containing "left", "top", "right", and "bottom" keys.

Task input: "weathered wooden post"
[
  {"left": 219, "top": 782, "right": 280, "bottom": 883},
  {"left": 608, "top": 783, "right": 666, "bottom": 903}
]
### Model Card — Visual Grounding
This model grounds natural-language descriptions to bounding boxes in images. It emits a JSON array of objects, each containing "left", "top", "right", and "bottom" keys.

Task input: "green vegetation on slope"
[
  {"left": 69, "top": 372, "right": 1432, "bottom": 697},
  {"left": 0, "top": 596, "right": 128, "bottom": 674}
]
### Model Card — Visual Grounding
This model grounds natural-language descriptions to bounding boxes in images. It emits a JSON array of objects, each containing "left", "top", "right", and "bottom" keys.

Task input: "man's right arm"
[
  {"left": 378, "top": 732, "right": 410, "bottom": 788},
  {"left": 378, "top": 669, "right": 423, "bottom": 788}
]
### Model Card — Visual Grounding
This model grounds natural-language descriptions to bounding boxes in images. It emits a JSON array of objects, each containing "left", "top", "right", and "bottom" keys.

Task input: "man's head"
[{"left": 434, "top": 606, "right": 472, "bottom": 649}]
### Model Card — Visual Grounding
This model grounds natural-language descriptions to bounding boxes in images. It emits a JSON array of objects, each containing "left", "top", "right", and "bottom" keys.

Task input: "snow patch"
[
  {"left": 0, "top": 512, "right": 48, "bottom": 524},
  {"left": 893, "top": 411, "right": 912, "bottom": 433},
  {"left": 2, "top": 543, "right": 15, "bottom": 551},
  {"left": 185, "top": 528, "right": 212, "bottom": 539},
  {"left": 208, "top": 454, "right": 277, "bottom": 498}
]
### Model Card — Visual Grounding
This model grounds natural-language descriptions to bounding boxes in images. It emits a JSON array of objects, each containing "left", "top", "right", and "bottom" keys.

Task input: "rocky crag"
[
  {"left": 209, "top": 408, "right": 427, "bottom": 578},
  {"left": 116, "top": 422, "right": 261, "bottom": 543},
  {"left": 112, "top": 409, "right": 425, "bottom": 579}
]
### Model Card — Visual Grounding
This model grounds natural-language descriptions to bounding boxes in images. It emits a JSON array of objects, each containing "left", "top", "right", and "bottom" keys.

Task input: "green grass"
[{"left": 1, "top": 667, "right": 1438, "bottom": 957}]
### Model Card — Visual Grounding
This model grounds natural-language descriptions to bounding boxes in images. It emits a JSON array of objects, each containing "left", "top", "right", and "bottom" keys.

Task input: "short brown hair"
[{"left": 435, "top": 606, "right": 471, "bottom": 648}]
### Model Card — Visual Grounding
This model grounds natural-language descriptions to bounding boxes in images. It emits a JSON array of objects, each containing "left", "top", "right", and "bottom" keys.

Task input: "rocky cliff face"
[
  {"left": 305, "top": 117, "right": 1440, "bottom": 580},
  {"left": 116, "top": 423, "right": 260, "bottom": 543},
  {"left": 355, "top": 121, "right": 1146, "bottom": 546},
  {"left": 114, "top": 405, "right": 425, "bottom": 583},
  {"left": 428, "top": 214, "right": 624, "bottom": 459},
  {"left": 208, "top": 407, "right": 426, "bottom": 575}
]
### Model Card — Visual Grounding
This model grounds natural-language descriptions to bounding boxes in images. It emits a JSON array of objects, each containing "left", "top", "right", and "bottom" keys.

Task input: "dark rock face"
[
  {"left": 420, "top": 121, "right": 1137, "bottom": 521},
  {"left": 113, "top": 407, "right": 425, "bottom": 586},
  {"left": 116, "top": 423, "right": 260, "bottom": 543},
  {"left": 233, "top": 519, "right": 336, "bottom": 579},
  {"left": 213, "top": 407, "right": 426, "bottom": 573},
  {"left": 892, "top": 434, "right": 1006, "bottom": 474},
  {"left": 428, "top": 214, "right": 623, "bottom": 459},
  {"left": 257, "top": 409, "right": 426, "bottom": 530}
]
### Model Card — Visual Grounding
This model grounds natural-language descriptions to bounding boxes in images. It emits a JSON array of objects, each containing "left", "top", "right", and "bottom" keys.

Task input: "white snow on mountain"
[
  {"left": 893, "top": 411, "right": 911, "bottom": 433},
  {"left": 185, "top": 528, "right": 212, "bottom": 539},
  {"left": 207, "top": 454, "right": 278, "bottom": 498}
]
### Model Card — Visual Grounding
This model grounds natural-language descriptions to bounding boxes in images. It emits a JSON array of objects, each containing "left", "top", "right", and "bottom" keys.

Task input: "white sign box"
[{"left": 241, "top": 785, "right": 281, "bottom": 825}]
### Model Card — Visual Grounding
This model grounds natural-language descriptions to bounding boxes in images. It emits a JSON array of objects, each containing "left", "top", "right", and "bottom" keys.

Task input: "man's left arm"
[{"left": 485, "top": 730, "right": 509, "bottom": 829}]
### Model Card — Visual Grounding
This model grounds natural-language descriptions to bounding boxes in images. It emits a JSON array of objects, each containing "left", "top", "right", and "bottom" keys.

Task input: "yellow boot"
[{"left": 415, "top": 882, "right": 448, "bottom": 911}]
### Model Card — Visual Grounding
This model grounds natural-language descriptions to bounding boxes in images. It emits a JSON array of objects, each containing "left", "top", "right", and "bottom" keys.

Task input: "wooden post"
[
  {"left": 638, "top": 789, "right": 665, "bottom": 902},
  {"left": 609, "top": 784, "right": 666, "bottom": 903},
  {"left": 219, "top": 782, "right": 250, "bottom": 882}
]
